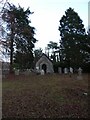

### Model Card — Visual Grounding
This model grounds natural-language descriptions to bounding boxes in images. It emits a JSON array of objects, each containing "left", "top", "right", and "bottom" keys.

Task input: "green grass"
[{"left": 2, "top": 73, "right": 89, "bottom": 118}]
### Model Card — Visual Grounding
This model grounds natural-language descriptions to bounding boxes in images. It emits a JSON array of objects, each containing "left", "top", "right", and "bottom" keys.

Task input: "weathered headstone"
[
  {"left": 58, "top": 67, "right": 62, "bottom": 74},
  {"left": 69, "top": 67, "right": 73, "bottom": 77},
  {"left": 78, "top": 67, "right": 82, "bottom": 75},
  {"left": 26, "top": 69, "right": 32, "bottom": 75},
  {"left": 64, "top": 68, "right": 68, "bottom": 74},
  {"left": 36, "top": 67, "right": 40, "bottom": 74},
  {"left": 70, "top": 67, "right": 73, "bottom": 74},
  {"left": 15, "top": 69, "right": 19, "bottom": 75},
  {"left": 77, "top": 67, "right": 83, "bottom": 80},
  {"left": 40, "top": 69, "right": 45, "bottom": 75},
  {"left": 36, "top": 67, "right": 39, "bottom": 70}
]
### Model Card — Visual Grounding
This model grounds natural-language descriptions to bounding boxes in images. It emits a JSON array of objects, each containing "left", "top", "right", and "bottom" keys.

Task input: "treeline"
[
  {"left": 44, "top": 8, "right": 90, "bottom": 73},
  {"left": 1, "top": 1, "right": 90, "bottom": 73}
]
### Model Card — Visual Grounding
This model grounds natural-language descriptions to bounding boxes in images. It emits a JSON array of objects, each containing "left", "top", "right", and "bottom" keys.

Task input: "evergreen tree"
[
  {"left": 59, "top": 7, "right": 86, "bottom": 68},
  {"left": 34, "top": 48, "right": 43, "bottom": 59},
  {"left": 33, "top": 48, "right": 43, "bottom": 64},
  {"left": 47, "top": 41, "right": 59, "bottom": 62},
  {"left": 0, "top": 0, "right": 8, "bottom": 58},
  {"left": 82, "top": 29, "right": 90, "bottom": 64},
  {"left": 86, "top": 29, "right": 90, "bottom": 61},
  {"left": 2, "top": 2, "right": 37, "bottom": 72}
]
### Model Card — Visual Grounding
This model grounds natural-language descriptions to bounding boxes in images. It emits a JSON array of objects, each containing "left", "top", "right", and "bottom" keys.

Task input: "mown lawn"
[{"left": 2, "top": 73, "right": 89, "bottom": 118}]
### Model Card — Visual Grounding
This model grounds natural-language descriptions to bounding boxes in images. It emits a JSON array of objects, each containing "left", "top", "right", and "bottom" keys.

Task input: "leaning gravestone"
[
  {"left": 40, "top": 69, "right": 45, "bottom": 75},
  {"left": 77, "top": 67, "right": 83, "bottom": 80},
  {"left": 69, "top": 67, "right": 73, "bottom": 77},
  {"left": 70, "top": 67, "right": 73, "bottom": 74},
  {"left": 58, "top": 67, "right": 62, "bottom": 74}
]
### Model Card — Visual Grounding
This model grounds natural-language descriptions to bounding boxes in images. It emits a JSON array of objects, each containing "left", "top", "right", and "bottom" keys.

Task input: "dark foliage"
[
  {"left": 59, "top": 7, "right": 87, "bottom": 68},
  {"left": 2, "top": 2, "right": 37, "bottom": 71}
]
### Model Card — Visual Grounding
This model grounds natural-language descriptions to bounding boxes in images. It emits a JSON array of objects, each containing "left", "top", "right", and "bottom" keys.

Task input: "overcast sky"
[{"left": 9, "top": 0, "right": 89, "bottom": 52}]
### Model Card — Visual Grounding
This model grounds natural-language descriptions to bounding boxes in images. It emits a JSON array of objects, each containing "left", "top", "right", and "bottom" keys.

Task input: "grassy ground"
[{"left": 2, "top": 73, "right": 89, "bottom": 118}]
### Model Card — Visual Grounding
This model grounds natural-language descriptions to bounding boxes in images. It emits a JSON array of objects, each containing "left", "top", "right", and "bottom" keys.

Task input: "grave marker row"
[{"left": 58, "top": 67, "right": 82, "bottom": 75}]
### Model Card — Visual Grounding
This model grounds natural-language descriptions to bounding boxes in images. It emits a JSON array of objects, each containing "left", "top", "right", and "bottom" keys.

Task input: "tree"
[
  {"left": 47, "top": 41, "right": 59, "bottom": 62},
  {"left": 34, "top": 48, "right": 43, "bottom": 59},
  {"left": 33, "top": 48, "right": 43, "bottom": 66},
  {"left": 0, "top": 0, "right": 8, "bottom": 37},
  {"left": 79, "top": 29, "right": 90, "bottom": 72},
  {"left": 86, "top": 29, "right": 90, "bottom": 62},
  {"left": 47, "top": 41, "right": 59, "bottom": 52},
  {"left": 0, "top": 0, "right": 8, "bottom": 59},
  {"left": 2, "top": 2, "right": 37, "bottom": 72},
  {"left": 59, "top": 7, "right": 86, "bottom": 68}
]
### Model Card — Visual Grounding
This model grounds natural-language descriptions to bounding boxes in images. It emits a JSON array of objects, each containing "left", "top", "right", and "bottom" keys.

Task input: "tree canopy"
[
  {"left": 59, "top": 7, "right": 87, "bottom": 68},
  {"left": 2, "top": 2, "right": 37, "bottom": 71},
  {"left": 47, "top": 41, "right": 59, "bottom": 51}
]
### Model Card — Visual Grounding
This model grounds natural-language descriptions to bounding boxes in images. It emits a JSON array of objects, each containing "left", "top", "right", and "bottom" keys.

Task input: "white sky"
[{"left": 8, "top": 0, "right": 89, "bottom": 52}]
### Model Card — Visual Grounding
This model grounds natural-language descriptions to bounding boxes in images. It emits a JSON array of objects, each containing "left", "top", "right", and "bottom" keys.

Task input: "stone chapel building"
[{"left": 35, "top": 53, "right": 54, "bottom": 73}]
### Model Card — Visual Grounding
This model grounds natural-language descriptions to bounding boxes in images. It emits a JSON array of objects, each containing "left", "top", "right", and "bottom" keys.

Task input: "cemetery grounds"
[{"left": 2, "top": 73, "right": 89, "bottom": 118}]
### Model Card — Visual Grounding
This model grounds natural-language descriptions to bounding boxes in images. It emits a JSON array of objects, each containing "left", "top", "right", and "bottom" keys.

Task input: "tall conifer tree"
[
  {"left": 2, "top": 2, "right": 37, "bottom": 71},
  {"left": 59, "top": 7, "right": 86, "bottom": 68}
]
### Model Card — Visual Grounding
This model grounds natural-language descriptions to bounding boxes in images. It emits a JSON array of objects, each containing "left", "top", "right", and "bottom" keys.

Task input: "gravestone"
[
  {"left": 24, "top": 70, "right": 30, "bottom": 75},
  {"left": 36, "top": 67, "right": 40, "bottom": 74},
  {"left": 64, "top": 68, "right": 68, "bottom": 74},
  {"left": 77, "top": 67, "right": 83, "bottom": 80},
  {"left": 36, "top": 67, "right": 39, "bottom": 71},
  {"left": 40, "top": 69, "right": 45, "bottom": 75},
  {"left": 58, "top": 67, "right": 62, "bottom": 74},
  {"left": 69, "top": 67, "right": 73, "bottom": 77},
  {"left": 15, "top": 69, "right": 19, "bottom": 75},
  {"left": 78, "top": 67, "right": 82, "bottom": 75},
  {"left": 70, "top": 67, "right": 73, "bottom": 74}
]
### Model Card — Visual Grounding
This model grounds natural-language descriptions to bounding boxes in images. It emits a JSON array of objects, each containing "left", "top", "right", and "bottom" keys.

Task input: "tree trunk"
[
  {"left": 9, "top": 25, "right": 14, "bottom": 73},
  {"left": 59, "top": 49, "right": 61, "bottom": 62}
]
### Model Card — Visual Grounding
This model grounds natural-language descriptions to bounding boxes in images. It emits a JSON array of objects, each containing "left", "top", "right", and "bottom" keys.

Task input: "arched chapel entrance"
[{"left": 42, "top": 64, "right": 47, "bottom": 73}]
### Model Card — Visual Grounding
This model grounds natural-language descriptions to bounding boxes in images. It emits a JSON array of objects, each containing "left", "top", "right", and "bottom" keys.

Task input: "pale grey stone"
[
  {"left": 15, "top": 69, "right": 19, "bottom": 75},
  {"left": 40, "top": 69, "right": 45, "bottom": 75},
  {"left": 78, "top": 67, "right": 82, "bottom": 75},
  {"left": 70, "top": 67, "right": 73, "bottom": 74},
  {"left": 64, "top": 68, "right": 68, "bottom": 74},
  {"left": 58, "top": 67, "right": 62, "bottom": 74}
]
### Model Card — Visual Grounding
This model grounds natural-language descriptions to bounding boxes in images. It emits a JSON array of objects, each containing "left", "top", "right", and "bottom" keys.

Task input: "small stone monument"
[
  {"left": 78, "top": 67, "right": 82, "bottom": 75},
  {"left": 64, "top": 68, "right": 68, "bottom": 74},
  {"left": 69, "top": 67, "right": 73, "bottom": 77},
  {"left": 36, "top": 67, "right": 39, "bottom": 70},
  {"left": 70, "top": 67, "right": 73, "bottom": 74},
  {"left": 58, "top": 67, "right": 62, "bottom": 74},
  {"left": 15, "top": 69, "right": 19, "bottom": 75},
  {"left": 24, "top": 69, "right": 31, "bottom": 75},
  {"left": 40, "top": 69, "right": 45, "bottom": 75},
  {"left": 77, "top": 67, "right": 83, "bottom": 80},
  {"left": 36, "top": 67, "right": 40, "bottom": 74}
]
